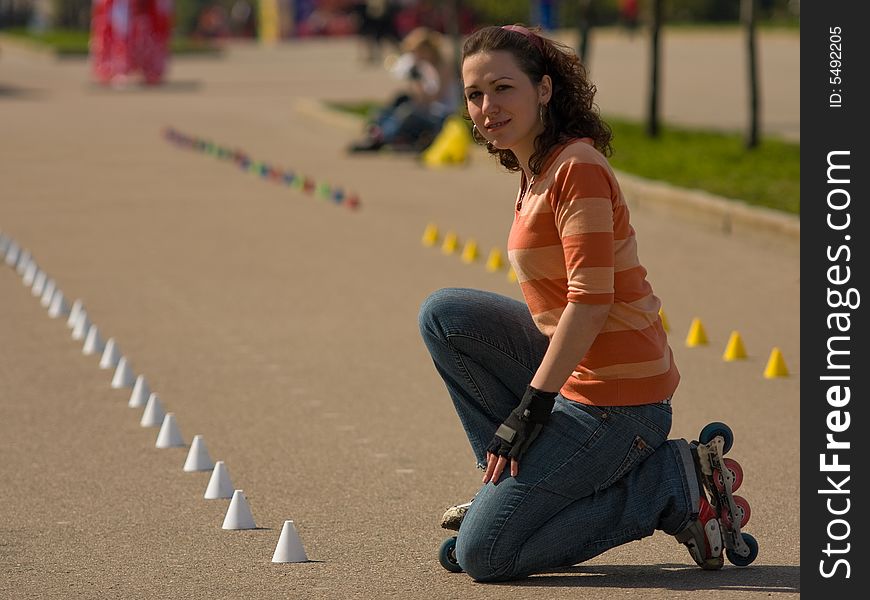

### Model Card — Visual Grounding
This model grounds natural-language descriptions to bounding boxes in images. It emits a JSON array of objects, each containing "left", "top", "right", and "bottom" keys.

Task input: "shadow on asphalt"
[
  {"left": 85, "top": 80, "right": 202, "bottom": 94},
  {"left": 0, "top": 84, "right": 45, "bottom": 99},
  {"left": 490, "top": 563, "right": 799, "bottom": 594}
]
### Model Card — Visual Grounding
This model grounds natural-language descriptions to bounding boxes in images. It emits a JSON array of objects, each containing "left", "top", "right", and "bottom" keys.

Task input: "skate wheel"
[
  {"left": 726, "top": 532, "right": 758, "bottom": 566},
  {"left": 699, "top": 422, "right": 733, "bottom": 454},
  {"left": 714, "top": 458, "right": 744, "bottom": 493},
  {"left": 438, "top": 536, "right": 463, "bottom": 573},
  {"left": 721, "top": 495, "right": 751, "bottom": 528}
]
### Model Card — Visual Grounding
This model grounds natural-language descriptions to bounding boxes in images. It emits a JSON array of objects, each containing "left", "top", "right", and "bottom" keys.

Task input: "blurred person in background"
[
  {"left": 90, "top": 0, "right": 174, "bottom": 86},
  {"left": 353, "top": 0, "right": 401, "bottom": 63},
  {"left": 348, "top": 25, "right": 459, "bottom": 153}
]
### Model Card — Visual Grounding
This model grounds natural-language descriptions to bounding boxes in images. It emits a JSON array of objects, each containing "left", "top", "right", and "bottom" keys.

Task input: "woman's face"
[{"left": 462, "top": 50, "right": 551, "bottom": 165}]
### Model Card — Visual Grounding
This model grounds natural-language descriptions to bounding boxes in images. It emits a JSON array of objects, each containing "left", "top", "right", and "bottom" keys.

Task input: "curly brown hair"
[{"left": 461, "top": 25, "right": 613, "bottom": 175}]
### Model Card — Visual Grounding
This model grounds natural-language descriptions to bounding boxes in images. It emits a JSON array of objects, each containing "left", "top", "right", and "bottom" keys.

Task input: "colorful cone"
[
  {"left": 128, "top": 375, "right": 151, "bottom": 408},
  {"left": 441, "top": 232, "right": 459, "bottom": 255},
  {"left": 111, "top": 356, "right": 136, "bottom": 388},
  {"left": 763, "top": 347, "right": 789, "bottom": 378},
  {"left": 723, "top": 331, "right": 748, "bottom": 361},
  {"left": 47, "top": 290, "right": 70, "bottom": 319},
  {"left": 685, "top": 318, "right": 708, "bottom": 347},
  {"left": 421, "top": 223, "right": 439, "bottom": 247},
  {"left": 461, "top": 240, "right": 479, "bottom": 263},
  {"left": 140, "top": 393, "right": 166, "bottom": 427},
  {"left": 222, "top": 490, "right": 256, "bottom": 530},
  {"left": 421, "top": 115, "right": 472, "bottom": 167},
  {"left": 183, "top": 435, "right": 215, "bottom": 472},
  {"left": 82, "top": 324, "right": 105, "bottom": 356},
  {"left": 155, "top": 412, "right": 185, "bottom": 448},
  {"left": 100, "top": 338, "right": 121, "bottom": 370},
  {"left": 204, "top": 461, "right": 234, "bottom": 499},
  {"left": 485, "top": 248, "right": 504, "bottom": 272},
  {"left": 271, "top": 520, "right": 308, "bottom": 563},
  {"left": 659, "top": 308, "right": 670, "bottom": 332}
]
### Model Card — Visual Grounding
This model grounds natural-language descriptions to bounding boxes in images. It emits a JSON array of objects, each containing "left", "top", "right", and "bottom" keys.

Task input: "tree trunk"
[
  {"left": 646, "top": 0, "right": 663, "bottom": 138},
  {"left": 742, "top": 0, "right": 761, "bottom": 148}
]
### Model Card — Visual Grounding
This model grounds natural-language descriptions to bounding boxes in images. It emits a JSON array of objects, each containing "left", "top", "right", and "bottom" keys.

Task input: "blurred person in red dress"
[{"left": 90, "top": 0, "right": 174, "bottom": 86}]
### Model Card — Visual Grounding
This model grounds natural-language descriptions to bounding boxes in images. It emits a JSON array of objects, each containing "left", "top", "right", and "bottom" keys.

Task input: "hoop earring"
[{"left": 472, "top": 124, "right": 484, "bottom": 144}]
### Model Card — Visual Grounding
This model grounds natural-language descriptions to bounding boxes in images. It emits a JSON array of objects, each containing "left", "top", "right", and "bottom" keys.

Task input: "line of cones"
[
  {"left": 163, "top": 127, "right": 359, "bottom": 211},
  {"left": 1, "top": 230, "right": 309, "bottom": 564},
  {"left": 421, "top": 223, "right": 518, "bottom": 283}
]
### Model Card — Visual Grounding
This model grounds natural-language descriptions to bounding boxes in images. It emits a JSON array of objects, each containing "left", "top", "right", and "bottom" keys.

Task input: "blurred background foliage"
[{"left": 1, "top": 0, "right": 799, "bottom": 35}]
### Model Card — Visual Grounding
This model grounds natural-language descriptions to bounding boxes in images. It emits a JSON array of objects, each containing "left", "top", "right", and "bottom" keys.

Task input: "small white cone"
[
  {"left": 155, "top": 412, "right": 185, "bottom": 448},
  {"left": 15, "top": 250, "right": 32, "bottom": 275},
  {"left": 39, "top": 278, "right": 56, "bottom": 308},
  {"left": 71, "top": 310, "right": 91, "bottom": 341},
  {"left": 0, "top": 233, "right": 9, "bottom": 257},
  {"left": 100, "top": 338, "right": 121, "bottom": 370},
  {"left": 4, "top": 241, "right": 20, "bottom": 266},
  {"left": 140, "top": 393, "right": 166, "bottom": 427},
  {"left": 48, "top": 290, "right": 70, "bottom": 319},
  {"left": 22, "top": 261, "right": 38, "bottom": 286},
  {"left": 183, "top": 435, "right": 215, "bottom": 472},
  {"left": 111, "top": 356, "right": 135, "bottom": 388},
  {"left": 31, "top": 270, "right": 47, "bottom": 297},
  {"left": 272, "top": 520, "right": 308, "bottom": 563},
  {"left": 67, "top": 299, "right": 84, "bottom": 329},
  {"left": 204, "top": 461, "right": 234, "bottom": 499},
  {"left": 82, "top": 324, "right": 105, "bottom": 356},
  {"left": 128, "top": 375, "right": 151, "bottom": 408},
  {"left": 222, "top": 490, "right": 256, "bottom": 530}
]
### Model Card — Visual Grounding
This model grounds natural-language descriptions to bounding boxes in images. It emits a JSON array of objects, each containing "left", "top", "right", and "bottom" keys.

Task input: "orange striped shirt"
[{"left": 507, "top": 138, "right": 680, "bottom": 406}]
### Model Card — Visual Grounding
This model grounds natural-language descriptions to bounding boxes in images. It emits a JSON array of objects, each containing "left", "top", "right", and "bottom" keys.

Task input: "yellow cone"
[
  {"left": 441, "top": 232, "right": 459, "bottom": 255},
  {"left": 507, "top": 266, "right": 518, "bottom": 283},
  {"left": 421, "top": 223, "right": 439, "bottom": 247},
  {"left": 421, "top": 115, "right": 472, "bottom": 168},
  {"left": 461, "top": 240, "right": 479, "bottom": 263},
  {"left": 723, "top": 331, "right": 748, "bottom": 361},
  {"left": 486, "top": 248, "right": 504, "bottom": 272},
  {"left": 763, "top": 347, "right": 789, "bottom": 378},
  {"left": 685, "top": 318, "right": 708, "bottom": 347},
  {"left": 659, "top": 308, "right": 670, "bottom": 332}
]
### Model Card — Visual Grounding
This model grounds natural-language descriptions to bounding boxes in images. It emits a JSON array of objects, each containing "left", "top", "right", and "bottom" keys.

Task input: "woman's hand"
[{"left": 483, "top": 452, "right": 519, "bottom": 484}]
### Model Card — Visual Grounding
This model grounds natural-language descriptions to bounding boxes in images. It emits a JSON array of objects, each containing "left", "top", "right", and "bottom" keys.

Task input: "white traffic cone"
[
  {"left": 82, "top": 324, "right": 105, "bottom": 356},
  {"left": 71, "top": 310, "right": 91, "bottom": 341},
  {"left": 271, "top": 520, "right": 308, "bottom": 563},
  {"left": 4, "top": 241, "right": 20, "bottom": 267},
  {"left": 155, "top": 413, "right": 185, "bottom": 448},
  {"left": 204, "top": 461, "right": 234, "bottom": 499},
  {"left": 48, "top": 290, "right": 70, "bottom": 319},
  {"left": 128, "top": 375, "right": 150, "bottom": 408},
  {"left": 140, "top": 393, "right": 165, "bottom": 427},
  {"left": 111, "top": 356, "right": 135, "bottom": 389},
  {"left": 67, "top": 299, "right": 83, "bottom": 329},
  {"left": 222, "top": 490, "right": 256, "bottom": 530},
  {"left": 15, "top": 249, "right": 31, "bottom": 275},
  {"left": 100, "top": 338, "right": 121, "bottom": 370},
  {"left": 31, "top": 271, "right": 47, "bottom": 297},
  {"left": 183, "top": 435, "right": 215, "bottom": 472},
  {"left": 22, "top": 261, "right": 38, "bottom": 287},
  {"left": 40, "top": 278, "right": 56, "bottom": 308}
]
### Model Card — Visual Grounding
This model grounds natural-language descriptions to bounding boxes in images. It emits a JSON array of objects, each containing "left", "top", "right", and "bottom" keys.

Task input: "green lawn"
[
  {"left": 328, "top": 101, "right": 799, "bottom": 215},
  {"left": 1, "top": 28, "right": 221, "bottom": 56}
]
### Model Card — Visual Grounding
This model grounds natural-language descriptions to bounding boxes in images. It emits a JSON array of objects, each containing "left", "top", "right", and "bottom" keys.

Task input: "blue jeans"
[{"left": 418, "top": 288, "right": 699, "bottom": 581}]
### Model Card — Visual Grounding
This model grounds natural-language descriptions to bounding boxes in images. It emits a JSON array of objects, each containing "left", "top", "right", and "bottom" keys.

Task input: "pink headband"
[{"left": 501, "top": 24, "right": 544, "bottom": 53}]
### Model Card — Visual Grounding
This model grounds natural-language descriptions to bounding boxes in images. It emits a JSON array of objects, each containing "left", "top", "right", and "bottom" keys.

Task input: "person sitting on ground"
[{"left": 348, "top": 26, "right": 459, "bottom": 153}]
